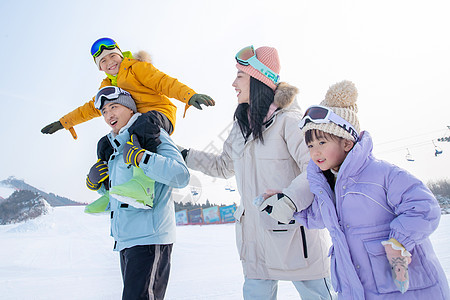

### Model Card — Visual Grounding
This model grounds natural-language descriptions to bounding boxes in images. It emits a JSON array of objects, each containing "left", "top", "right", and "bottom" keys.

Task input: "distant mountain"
[
  {"left": 0, "top": 190, "right": 51, "bottom": 225},
  {"left": 0, "top": 176, "right": 85, "bottom": 207}
]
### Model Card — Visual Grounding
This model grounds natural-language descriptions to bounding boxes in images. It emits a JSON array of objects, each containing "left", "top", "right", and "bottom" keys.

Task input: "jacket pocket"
[
  {"left": 234, "top": 206, "right": 245, "bottom": 260},
  {"left": 263, "top": 226, "right": 308, "bottom": 271},
  {"left": 328, "top": 245, "right": 342, "bottom": 293},
  {"left": 114, "top": 207, "right": 155, "bottom": 241},
  {"left": 364, "top": 238, "right": 437, "bottom": 294}
]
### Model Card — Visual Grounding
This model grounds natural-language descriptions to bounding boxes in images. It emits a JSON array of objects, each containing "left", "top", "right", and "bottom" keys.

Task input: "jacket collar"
[{"left": 337, "top": 131, "right": 373, "bottom": 178}]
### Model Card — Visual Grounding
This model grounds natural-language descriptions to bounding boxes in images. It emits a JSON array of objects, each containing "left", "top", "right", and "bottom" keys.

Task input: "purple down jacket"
[{"left": 294, "top": 131, "right": 449, "bottom": 299}]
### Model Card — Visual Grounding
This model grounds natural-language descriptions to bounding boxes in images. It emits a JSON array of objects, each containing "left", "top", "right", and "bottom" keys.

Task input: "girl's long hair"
[{"left": 234, "top": 77, "right": 275, "bottom": 143}]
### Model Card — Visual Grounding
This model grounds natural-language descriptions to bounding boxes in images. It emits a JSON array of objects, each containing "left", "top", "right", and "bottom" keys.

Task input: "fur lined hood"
[
  {"left": 133, "top": 50, "right": 152, "bottom": 63},
  {"left": 274, "top": 82, "right": 299, "bottom": 109}
]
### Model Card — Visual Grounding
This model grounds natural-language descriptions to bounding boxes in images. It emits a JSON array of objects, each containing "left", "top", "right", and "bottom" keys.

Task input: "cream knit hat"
[
  {"left": 236, "top": 46, "right": 280, "bottom": 91},
  {"left": 94, "top": 48, "right": 123, "bottom": 70},
  {"left": 302, "top": 80, "right": 360, "bottom": 141}
]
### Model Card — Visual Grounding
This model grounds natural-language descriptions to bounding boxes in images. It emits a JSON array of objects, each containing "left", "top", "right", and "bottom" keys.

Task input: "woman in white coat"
[{"left": 181, "top": 46, "right": 334, "bottom": 300}]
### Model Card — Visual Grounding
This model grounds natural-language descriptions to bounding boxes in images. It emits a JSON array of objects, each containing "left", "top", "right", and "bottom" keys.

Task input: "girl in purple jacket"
[{"left": 263, "top": 80, "right": 449, "bottom": 299}]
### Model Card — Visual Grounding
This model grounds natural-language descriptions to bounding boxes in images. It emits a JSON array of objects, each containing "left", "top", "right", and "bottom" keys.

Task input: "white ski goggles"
[
  {"left": 299, "top": 105, "right": 359, "bottom": 141},
  {"left": 94, "top": 86, "right": 131, "bottom": 110}
]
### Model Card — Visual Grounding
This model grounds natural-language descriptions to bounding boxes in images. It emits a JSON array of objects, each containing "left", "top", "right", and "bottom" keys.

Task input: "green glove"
[
  {"left": 188, "top": 94, "right": 215, "bottom": 110},
  {"left": 41, "top": 121, "right": 64, "bottom": 134}
]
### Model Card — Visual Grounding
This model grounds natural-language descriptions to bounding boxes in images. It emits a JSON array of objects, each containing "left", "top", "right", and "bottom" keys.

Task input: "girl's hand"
[{"left": 384, "top": 243, "right": 411, "bottom": 293}]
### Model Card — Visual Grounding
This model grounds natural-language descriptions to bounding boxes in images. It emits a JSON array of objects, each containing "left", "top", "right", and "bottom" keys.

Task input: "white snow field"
[{"left": 0, "top": 206, "right": 448, "bottom": 300}]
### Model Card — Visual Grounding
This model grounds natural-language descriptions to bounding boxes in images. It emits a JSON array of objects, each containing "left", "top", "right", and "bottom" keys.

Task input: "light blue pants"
[{"left": 243, "top": 276, "right": 336, "bottom": 300}]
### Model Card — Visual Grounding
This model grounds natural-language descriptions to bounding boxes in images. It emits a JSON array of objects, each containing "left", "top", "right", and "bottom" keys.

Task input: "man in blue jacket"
[{"left": 85, "top": 86, "right": 190, "bottom": 300}]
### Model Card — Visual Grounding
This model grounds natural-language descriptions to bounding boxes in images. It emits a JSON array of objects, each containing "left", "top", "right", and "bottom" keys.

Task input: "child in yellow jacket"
[{"left": 41, "top": 37, "right": 215, "bottom": 139}]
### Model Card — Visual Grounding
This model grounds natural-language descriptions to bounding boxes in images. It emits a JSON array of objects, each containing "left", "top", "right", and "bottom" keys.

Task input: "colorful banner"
[
  {"left": 175, "top": 209, "right": 188, "bottom": 225},
  {"left": 220, "top": 204, "right": 236, "bottom": 223},
  {"left": 187, "top": 208, "right": 203, "bottom": 224},
  {"left": 203, "top": 206, "right": 220, "bottom": 224}
]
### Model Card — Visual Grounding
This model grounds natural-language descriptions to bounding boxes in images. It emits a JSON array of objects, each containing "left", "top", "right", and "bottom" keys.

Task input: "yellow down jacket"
[{"left": 59, "top": 52, "right": 196, "bottom": 135}]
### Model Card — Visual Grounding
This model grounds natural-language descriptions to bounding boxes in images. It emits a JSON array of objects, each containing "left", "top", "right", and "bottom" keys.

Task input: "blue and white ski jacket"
[{"left": 99, "top": 113, "right": 190, "bottom": 251}]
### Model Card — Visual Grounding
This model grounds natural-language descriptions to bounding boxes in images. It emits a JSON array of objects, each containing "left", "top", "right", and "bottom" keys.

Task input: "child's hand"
[
  {"left": 384, "top": 242, "right": 411, "bottom": 294},
  {"left": 188, "top": 94, "right": 215, "bottom": 110}
]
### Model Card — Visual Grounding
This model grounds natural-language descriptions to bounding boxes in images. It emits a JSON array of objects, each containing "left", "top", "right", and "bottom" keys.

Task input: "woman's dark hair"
[{"left": 234, "top": 77, "right": 275, "bottom": 143}]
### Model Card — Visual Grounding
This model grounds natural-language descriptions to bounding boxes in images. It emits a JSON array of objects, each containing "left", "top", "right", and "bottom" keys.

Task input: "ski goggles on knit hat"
[
  {"left": 91, "top": 37, "right": 119, "bottom": 58},
  {"left": 94, "top": 86, "right": 135, "bottom": 112},
  {"left": 235, "top": 45, "right": 280, "bottom": 85},
  {"left": 299, "top": 105, "right": 359, "bottom": 141}
]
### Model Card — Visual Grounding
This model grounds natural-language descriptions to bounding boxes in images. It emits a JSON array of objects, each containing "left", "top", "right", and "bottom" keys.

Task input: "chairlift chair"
[
  {"left": 405, "top": 148, "right": 415, "bottom": 162},
  {"left": 225, "top": 181, "right": 236, "bottom": 192},
  {"left": 432, "top": 140, "right": 443, "bottom": 156},
  {"left": 190, "top": 187, "right": 199, "bottom": 196}
]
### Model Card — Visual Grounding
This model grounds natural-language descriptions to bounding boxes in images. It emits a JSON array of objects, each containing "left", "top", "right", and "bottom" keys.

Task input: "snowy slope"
[
  {"left": 0, "top": 207, "right": 448, "bottom": 299},
  {"left": 0, "top": 185, "right": 15, "bottom": 199}
]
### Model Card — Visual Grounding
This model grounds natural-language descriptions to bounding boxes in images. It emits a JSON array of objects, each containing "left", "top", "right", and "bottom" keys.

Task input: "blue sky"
[{"left": 1, "top": 0, "right": 449, "bottom": 204}]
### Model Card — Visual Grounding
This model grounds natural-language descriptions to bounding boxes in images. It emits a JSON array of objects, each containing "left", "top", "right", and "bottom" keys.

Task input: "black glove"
[
  {"left": 128, "top": 113, "right": 161, "bottom": 153},
  {"left": 123, "top": 134, "right": 146, "bottom": 167},
  {"left": 41, "top": 121, "right": 64, "bottom": 134},
  {"left": 86, "top": 159, "right": 109, "bottom": 191},
  {"left": 188, "top": 94, "right": 215, "bottom": 110},
  {"left": 176, "top": 145, "right": 189, "bottom": 161},
  {"left": 97, "top": 136, "right": 114, "bottom": 162}
]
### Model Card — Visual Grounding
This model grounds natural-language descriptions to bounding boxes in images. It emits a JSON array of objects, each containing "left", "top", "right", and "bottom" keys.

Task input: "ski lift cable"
[
  {"left": 375, "top": 140, "right": 440, "bottom": 155},
  {"left": 375, "top": 128, "right": 448, "bottom": 146},
  {"left": 377, "top": 140, "right": 432, "bottom": 152},
  {"left": 374, "top": 129, "right": 450, "bottom": 155}
]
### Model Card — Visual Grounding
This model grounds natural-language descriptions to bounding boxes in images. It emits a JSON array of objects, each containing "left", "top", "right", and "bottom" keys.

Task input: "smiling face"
[
  {"left": 232, "top": 70, "right": 250, "bottom": 104},
  {"left": 99, "top": 52, "right": 123, "bottom": 75},
  {"left": 101, "top": 102, "right": 134, "bottom": 134},
  {"left": 306, "top": 130, "right": 354, "bottom": 172}
]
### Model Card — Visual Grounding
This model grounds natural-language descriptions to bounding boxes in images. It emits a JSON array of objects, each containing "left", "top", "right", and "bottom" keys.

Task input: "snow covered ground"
[
  {"left": 0, "top": 206, "right": 448, "bottom": 300},
  {"left": 0, "top": 186, "right": 15, "bottom": 199}
]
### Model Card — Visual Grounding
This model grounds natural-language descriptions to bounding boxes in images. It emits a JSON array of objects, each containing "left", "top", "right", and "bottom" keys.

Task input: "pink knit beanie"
[{"left": 236, "top": 46, "right": 280, "bottom": 91}]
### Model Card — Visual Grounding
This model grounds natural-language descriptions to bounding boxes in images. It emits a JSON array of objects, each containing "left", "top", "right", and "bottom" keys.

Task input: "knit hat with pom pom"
[{"left": 301, "top": 80, "right": 360, "bottom": 141}]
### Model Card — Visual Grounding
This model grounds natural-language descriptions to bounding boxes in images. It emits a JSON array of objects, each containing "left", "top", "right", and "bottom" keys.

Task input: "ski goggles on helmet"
[
  {"left": 91, "top": 37, "right": 119, "bottom": 58},
  {"left": 235, "top": 45, "right": 280, "bottom": 85},
  {"left": 94, "top": 86, "right": 131, "bottom": 110},
  {"left": 299, "top": 105, "right": 359, "bottom": 141}
]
